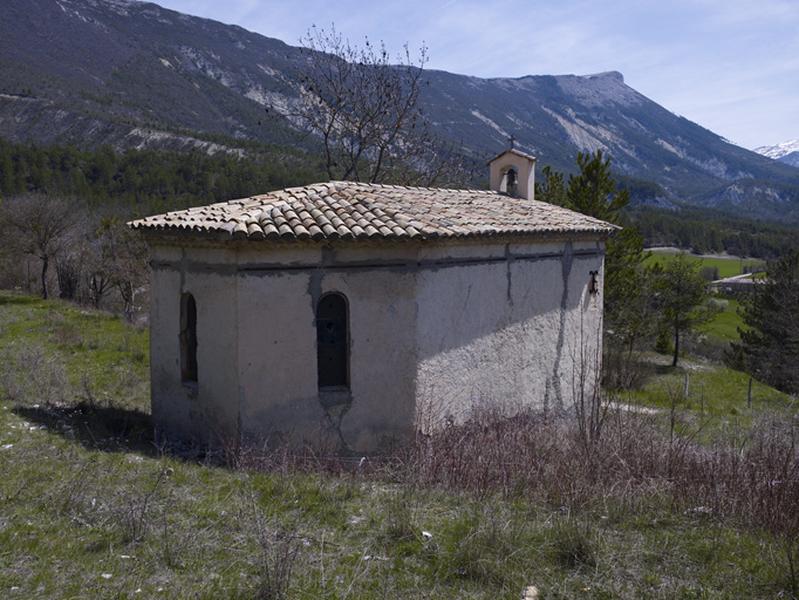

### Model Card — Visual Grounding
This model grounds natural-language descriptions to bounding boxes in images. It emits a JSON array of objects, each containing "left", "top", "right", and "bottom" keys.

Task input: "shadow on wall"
[{"left": 13, "top": 402, "right": 155, "bottom": 456}]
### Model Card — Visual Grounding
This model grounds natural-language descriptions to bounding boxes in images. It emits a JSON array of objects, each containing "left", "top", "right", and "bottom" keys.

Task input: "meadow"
[
  {"left": 701, "top": 297, "right": 744, "bottom": 343},
  {"left": 0, "top": 291, "right": 797, "bottom": 599},
  {"left": 644, "top": 248, "right": 765, "bottom": 279},
  {"left": 645, "top": 250, "right": 752, "bottom": 348}
]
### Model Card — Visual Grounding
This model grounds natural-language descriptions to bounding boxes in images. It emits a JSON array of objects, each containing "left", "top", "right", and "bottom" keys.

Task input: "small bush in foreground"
[{"left": 549, "top": 517, "right": 598, "bottom": 569}]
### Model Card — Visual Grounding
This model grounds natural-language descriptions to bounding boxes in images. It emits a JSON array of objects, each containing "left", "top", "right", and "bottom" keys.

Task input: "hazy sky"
[{"left": 155, "top": 0, "right": 799, "bottom": 149}]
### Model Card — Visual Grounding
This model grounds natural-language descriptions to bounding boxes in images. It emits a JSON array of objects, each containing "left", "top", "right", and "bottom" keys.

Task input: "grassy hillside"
[
  {"left": 1, "top": 291, "right": 797, "bottom": 598},
  {"left": 625, "top": 352, "right": 792, "bottom": 418}
]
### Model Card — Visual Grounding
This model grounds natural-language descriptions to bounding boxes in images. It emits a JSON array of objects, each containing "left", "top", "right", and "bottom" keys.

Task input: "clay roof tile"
[{"left": 129, "top": 180, "right": 618, "bottom": 241}]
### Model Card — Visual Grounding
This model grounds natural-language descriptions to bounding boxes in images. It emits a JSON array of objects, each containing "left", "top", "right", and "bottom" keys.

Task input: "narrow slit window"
[
  {"left": 316, "top": 293, "right": 349, "bottom": 389},
  {"left": 180, "top": 293, "right": 198, "bottom": 383}
]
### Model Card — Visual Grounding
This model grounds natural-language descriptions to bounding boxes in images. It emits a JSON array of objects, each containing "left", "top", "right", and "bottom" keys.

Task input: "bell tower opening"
[
  {"left": 488, "top": 147, "right": 537, "bottom": 201},
  {"left": 502, "top": 167, "right": 519, "bottom": 197}
]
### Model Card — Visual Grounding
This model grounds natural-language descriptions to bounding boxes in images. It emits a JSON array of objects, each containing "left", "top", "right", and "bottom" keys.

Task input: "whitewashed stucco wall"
[
  {"left": 235, "top": 244, "right": 420, "bottom": 450},
  {"left": 147, "top": 236, "right": 605, "bottom": 450},
  {"left": 414, "top": 240, "right": 604, "bottom": 431},
  {"left": 149, "top": 245, "right": 241, "bottom": 445}
]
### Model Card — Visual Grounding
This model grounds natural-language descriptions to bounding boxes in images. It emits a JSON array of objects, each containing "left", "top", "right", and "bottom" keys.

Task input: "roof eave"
[
  {"left": 486, "top": 148, "right": 538, "bottom": 165},
  {"left": 130, "top": 225, "right": 617, "bottom": 247}
]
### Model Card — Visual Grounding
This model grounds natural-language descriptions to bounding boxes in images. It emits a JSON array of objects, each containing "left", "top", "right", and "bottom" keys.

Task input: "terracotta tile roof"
[{"left": 129, "top": 181, "right": 617, "bottom": 241}]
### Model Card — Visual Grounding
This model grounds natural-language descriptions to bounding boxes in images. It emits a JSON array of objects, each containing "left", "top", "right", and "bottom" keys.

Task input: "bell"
[{"left": 505, "top": 168, "right": 518, "bottom": 197}]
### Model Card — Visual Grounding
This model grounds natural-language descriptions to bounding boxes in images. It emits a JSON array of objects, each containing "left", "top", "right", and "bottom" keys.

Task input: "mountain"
[
  {"left": 754, "top": 140, "right": 799, "bottom": 168},
  {"left": 2, "top": 0, "right": 799, "bottom": 220}
]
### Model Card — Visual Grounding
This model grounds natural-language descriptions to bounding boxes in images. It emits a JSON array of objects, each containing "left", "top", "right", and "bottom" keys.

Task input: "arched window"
[
  {"left": 501, "top": 167, "right": 519, "bottom": 197},
  {"left": 180, "top": 293, "right": 198, "bottom": 383},
  {"left": 316, "top": 292, "right": 349, "bottom": 389}
]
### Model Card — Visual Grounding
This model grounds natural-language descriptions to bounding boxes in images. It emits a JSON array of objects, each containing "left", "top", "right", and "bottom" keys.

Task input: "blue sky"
[{"left": 155, "top": 0, "right": 799, "bottom": 149}]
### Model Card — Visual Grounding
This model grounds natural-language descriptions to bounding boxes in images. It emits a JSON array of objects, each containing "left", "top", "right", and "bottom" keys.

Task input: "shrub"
[
  {"left": 382, "top": 487, "right": 418, "bottom": 542},
  {"left": 436, "top": 506, "right": 524, "bottom": 586},
  {"left": 252, "top": 518, "right": 299, "bottom": 600},
  {"left": 0, "top": 341, "right": 70, "bottom": 406},
  {"left": 549, "top": 517, "right": 597, "bottom": 568}
]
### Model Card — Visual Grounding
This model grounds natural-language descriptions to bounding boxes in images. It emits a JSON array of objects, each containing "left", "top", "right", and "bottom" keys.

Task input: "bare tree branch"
[
  {"left": 271, "top": 25, "right": 470, "bottom": 186},
  {"left": 0, "top": 194, "right": 82, "bottom": 299}
]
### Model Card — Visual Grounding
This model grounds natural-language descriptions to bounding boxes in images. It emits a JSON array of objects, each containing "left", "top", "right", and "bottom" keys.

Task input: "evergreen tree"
[
  {"left": 602, "top": 225, "right": 657, "bottom": 385},
  {"left": 564, "top": 151, "right": 630, "bottom": 221},
  {"left": 651, "top": 254, "right": 712, "bottom": 367},
  {"left": 0, "top": 138, "right": 325, "bottom": 212},
  {"left": 731, "top": 252, "right": 799, "bottom": 394},
  {"left": 628, "top": 205, "right": 797, "bottom": 260},
  {"left": 534, "top": 165, "right": 567, "bottom": 207},
  {"left": 539, "top": 151, "right": 653, "bottom": 386}
]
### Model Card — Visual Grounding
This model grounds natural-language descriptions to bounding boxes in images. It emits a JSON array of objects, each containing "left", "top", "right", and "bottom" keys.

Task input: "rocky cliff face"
[{"left": 1, "top": 0, "right": 798, "bottom": 218}]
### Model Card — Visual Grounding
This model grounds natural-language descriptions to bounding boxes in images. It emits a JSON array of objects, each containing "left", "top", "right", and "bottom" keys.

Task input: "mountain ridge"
[
  {"left": 754, "top": 140, "right": 799, "bottom": 168},
  {"left": 1, "top": 0, "right": 798, "bottom": 220}
]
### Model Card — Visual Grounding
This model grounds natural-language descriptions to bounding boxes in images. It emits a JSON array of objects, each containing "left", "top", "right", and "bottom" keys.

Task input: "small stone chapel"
[{"left": 129, "top": 149, "right": 616, "bottom": 450}]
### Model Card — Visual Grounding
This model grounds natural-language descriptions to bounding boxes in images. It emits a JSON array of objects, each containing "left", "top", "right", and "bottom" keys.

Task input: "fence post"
[{"left": 747, "top": 377, "right": 753, "bottom": 408}]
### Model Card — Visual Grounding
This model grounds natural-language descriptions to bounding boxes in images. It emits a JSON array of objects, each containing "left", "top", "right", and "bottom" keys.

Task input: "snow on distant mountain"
[{"left": 753, "top": 140, "right": 799, "bottom": 168}]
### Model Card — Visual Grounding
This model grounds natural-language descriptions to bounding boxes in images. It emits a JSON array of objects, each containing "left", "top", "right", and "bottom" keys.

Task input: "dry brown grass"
[
  {"left": 205, "top": 405, "right": 797, "bottom": 595},
  {"left": 227, "top": 407, "right": 799, "bottom": 541}
]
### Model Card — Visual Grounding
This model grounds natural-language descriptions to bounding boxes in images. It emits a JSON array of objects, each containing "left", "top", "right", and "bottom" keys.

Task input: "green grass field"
[
  {"left": 0, "top": 293, "right": 149, "bottom": 410},
  {"left": 1, "top": 291, "right": 797, "bottom": 598},
  {"left": 624, "top": 352, "right": 792, "bottom": 418},
  {"left": 644, "top": 251, "right": 754, "bottom": 345},
  {"left": 700, "top": 298, "right": 745, "bottom": 343},
  {"left": 645, "top": 249, "right": 765, "bottom": 279}
]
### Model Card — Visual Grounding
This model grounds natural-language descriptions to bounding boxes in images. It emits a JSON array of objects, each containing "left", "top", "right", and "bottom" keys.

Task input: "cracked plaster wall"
[
  {"left": 414, "top": 240, "right": 604, "bottom": 431},
  {"left": 147, "top": 237, "right": 605, "bottom": 451}
]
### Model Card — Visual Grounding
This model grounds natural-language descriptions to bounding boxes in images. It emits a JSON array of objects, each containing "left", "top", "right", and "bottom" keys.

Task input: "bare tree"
[
  {"left": 55, "top": 250, "right": 84, "bottom": 301},
  {"left": 84, "top": 243, "right": 114, "bottom": 308},
  {"left": 98, "top": 216, "right": 148, "bottom": 320},
  {"left": 277, "top": 25, "right": 467, "bottom": 186},
  {"left": 55, "top": 225, "right": 95, "bottom": 302},
  {"left": 0, "top": 194, "right": 81, "bottom": 299}
]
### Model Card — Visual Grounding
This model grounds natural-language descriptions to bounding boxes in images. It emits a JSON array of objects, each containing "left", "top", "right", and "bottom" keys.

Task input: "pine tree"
[
  {"left": 564, "top": 151, "right": 630, "bottom": 222},
  {"left": 731, "top": 252, "right": 799, "bottom": 394},
  {"left": 651, "top": 254, "right": 712, "bottom": 367},
  {"left": 543, "top": 151, "right": 654, "bottom": 385},
  {"left": 534, "top": 165, "right": 567, "bottom": 207}
]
